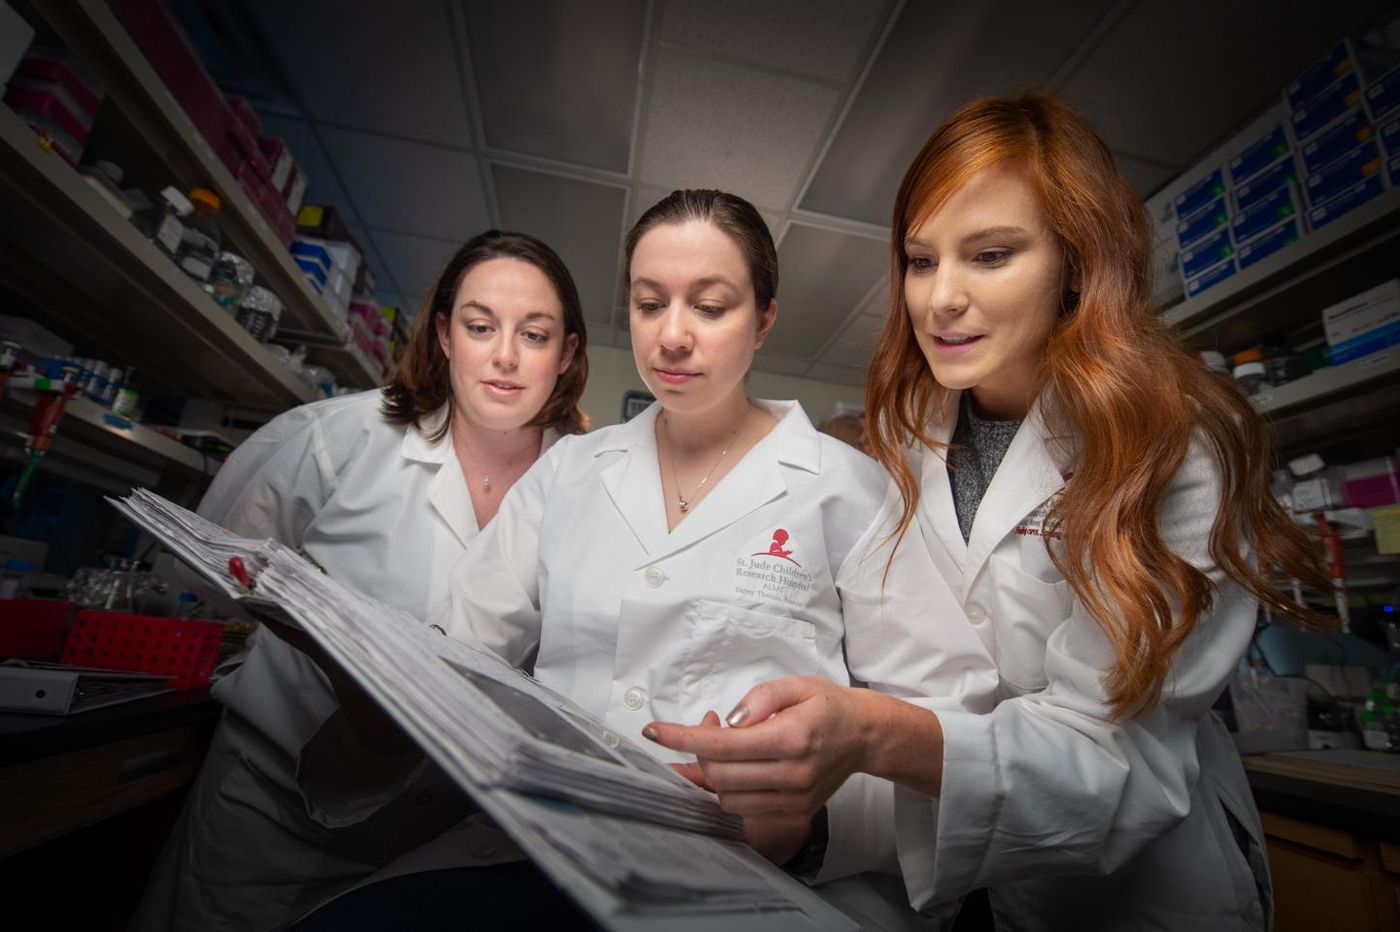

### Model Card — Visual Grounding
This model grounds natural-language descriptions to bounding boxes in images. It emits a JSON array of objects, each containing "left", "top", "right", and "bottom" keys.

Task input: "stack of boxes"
[
  {"left": 106, "top": 0, "right": 304, "bottom": 243},
  {"left": 2, "top": 47, "right": 103, "bottom": 166},
  {"left": 292, "top": 205, "right": 362, "bottom": 325},
  {"left": 1288, "top": 39, "right": 1397, "bottom": 232}
]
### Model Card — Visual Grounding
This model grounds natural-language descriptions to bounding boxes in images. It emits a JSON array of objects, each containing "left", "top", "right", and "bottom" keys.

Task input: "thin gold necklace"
[{"left": 661, "top": 411, "right": 742, "bottom": 513}]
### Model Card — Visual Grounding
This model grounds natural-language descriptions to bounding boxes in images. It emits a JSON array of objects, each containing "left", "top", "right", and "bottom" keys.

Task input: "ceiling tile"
[
  {"left": 640, "top": 47, "right": 843, "bottom": 210},
  {"left": 244, "top": 0, "right": 473, "bottom": 146},
  {"left": 805, "top": 362, "right": 866, "bottom": 386},
  {"left": 764, "top": 224, "right": 886, "bottom": 358},
  {"left": 317, "top": 127, "right": 490, "bottom": 241},
  {"left": 368, "top": 230, "right": 463, "bottom": 301},
  {"left": 657, "top": 0, "right": 891, "bottom": 84},
  {"left": 466, "top": 0, "right": 646, "bottom": 171},
  {"left": 257, "top": 113, "right": 361, "bottom": 226},
  {"left": 1115, "top": 152, "right": 1178, "bottom": 198},
  {"left": 1064, "top": 0, "right": 1395, "bottom": 167},
  {"left": 800, "top": 0, "right": 1119, "bottom": 225},
  {"left": 491, "top": 165, "right": 628, "bottom": 324},
  {"left": 818, "top": 316, "right": 882, "bottom": 368}
]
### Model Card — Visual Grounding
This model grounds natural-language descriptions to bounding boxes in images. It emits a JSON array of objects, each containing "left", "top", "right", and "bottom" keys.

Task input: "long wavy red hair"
[{"left": 866, "top": 94, "right": 1333, "bottom": 718}]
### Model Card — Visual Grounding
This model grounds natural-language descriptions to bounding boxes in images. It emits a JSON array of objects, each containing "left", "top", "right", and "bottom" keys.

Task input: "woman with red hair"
[{"left": 650, "top": 94, "right": 1331, "bottom": 929}]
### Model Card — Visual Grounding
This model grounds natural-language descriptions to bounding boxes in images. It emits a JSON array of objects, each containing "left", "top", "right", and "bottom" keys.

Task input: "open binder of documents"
[{"left": 110, "top": 489, "right": 858, "bottom": 931}]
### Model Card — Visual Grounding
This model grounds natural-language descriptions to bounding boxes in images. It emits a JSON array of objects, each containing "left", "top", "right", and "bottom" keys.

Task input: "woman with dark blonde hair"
[
  {"left": 651, "top": 95, "right": 1332, "bottom": 929},
  {"left": 135, "top": 230, "right": 588, "bottom": 932}
]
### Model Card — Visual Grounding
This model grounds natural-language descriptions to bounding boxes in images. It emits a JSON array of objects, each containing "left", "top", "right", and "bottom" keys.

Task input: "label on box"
[
  {"left": 1365, "top": 65, "right": 1400, "bottom": 124},
  {"left": 1180, "top": 226, "right": 1234, "bottom": 278},
  {"left": 155, "top": 214, "right": 184, "bottom": 254},
  {"left": 1229, "top": 125, "right": 1291, "bottom": 186},
  {"left": 1231, "top": 185, "right": 1297, "bottom": 244},
  {"left": 1323, "top": 278, "right": 1400, "bottom": 345},
  {"left": 1291, "top": 70, "right": 1364, "bottom": 143},
  {"left": 285, "top": 169, "right": 308, "bottom": 216},
  {"left": 1375, "top": 505, "right": 1400, "bottom": 555},
  {"left": 1304, "top": 139, "right": 1385, "bottom": 207},
  {"left": 1286, "top": 40, "right": 1354, "bottom": 111},
  {"left": 1300, "top": 107, "right": 1374, "bottom": 175},
  {"left": 1236, "top": 217, "right": 1301, "bottom": 270},
  {"left": 1307, "top": 174, "right": 1385, "bottom": 230},
  {"left": 1173, "top": 167, "right": 1226, "bottom": 219},
  {"left": 1233, "top": 156, "right": 1298, "bottom": 212},
  {"left": 1185, "top": 256, "right": 1237, "bottom": 297},
  {"left": 1329, "top": 322, "right": 1400, "bottom": 364},
  {"left": 1177, "top": 196, "right": 1230, "bottom": 250},
  {"left": 1383, "top": 116, "right": 1400, "bottom": 157}
]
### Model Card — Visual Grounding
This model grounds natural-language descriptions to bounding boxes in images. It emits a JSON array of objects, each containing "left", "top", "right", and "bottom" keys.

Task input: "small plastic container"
[
  {"left": 177, "top": 188, "right": 223, "bottom": 281},
  {"left": 131, "top": 187, "right": 192, "bottom": 257},
  {"left": 207, "top": 251, "right": 254, "bottom": 309},
  {"left": 236, "top": 285, "right": 283, "bottom": 342},
  {"left": 1232, "top": 361, "right": 1271, "bottom": 395}
]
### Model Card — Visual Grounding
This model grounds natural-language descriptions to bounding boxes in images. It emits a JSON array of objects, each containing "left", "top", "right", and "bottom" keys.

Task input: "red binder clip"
[{"left": 228, "top": 556, "right": 253, "bottom": 591}]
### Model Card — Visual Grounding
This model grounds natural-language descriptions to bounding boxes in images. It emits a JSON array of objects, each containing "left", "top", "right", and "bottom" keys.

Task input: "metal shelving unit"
[
  {"left": 1254, "top": 349, "right": 1400, "bottom": 417},
  {"left": 28, "top": 0, "right": 381, "bottom": 390},
  {"left": 0, "top": 104, "right": 316, "bottom": 411}
]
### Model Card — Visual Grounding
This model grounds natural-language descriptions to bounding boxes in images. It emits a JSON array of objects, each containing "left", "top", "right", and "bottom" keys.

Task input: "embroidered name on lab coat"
[{"left": 734, "top": 528, "right": 816, "bottom": 607}]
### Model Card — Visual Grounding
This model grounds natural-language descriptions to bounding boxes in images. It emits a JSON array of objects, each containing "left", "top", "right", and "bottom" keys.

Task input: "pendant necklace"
[{"left": 663, "top": 411, "right": 742, "bottom": 512}]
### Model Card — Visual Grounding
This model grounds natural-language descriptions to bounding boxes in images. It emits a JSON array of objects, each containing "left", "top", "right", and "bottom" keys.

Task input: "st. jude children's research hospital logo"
[{"left": 752, "top": 528, "right": 800, "bottom": 566}]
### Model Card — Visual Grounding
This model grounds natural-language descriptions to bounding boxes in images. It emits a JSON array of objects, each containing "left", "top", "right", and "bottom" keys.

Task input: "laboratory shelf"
[
  {"left": 0, "top": 388, "right": 218, "bottom": 484},
  {"left": 29, "top": 0, "right": 379, "bottom": 389},
  {"left": 1162, "top": 186, "right": 1400, "bottom": 351},
  {"left": 0, "top": 103, "right": 317, "bottom": 412},
  {"left": 306, "top": 338, "right": 383, "bottom": 392},
  {"left": 1254, "top": 349, "right": 1400, "bottom": 416}
]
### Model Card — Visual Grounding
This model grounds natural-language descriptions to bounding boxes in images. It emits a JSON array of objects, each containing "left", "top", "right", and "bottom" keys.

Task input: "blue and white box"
[
  {"left": 1173, "top": 167, "right": 1227, "bottom": 220},
  {"left": 1179, "top": 226, "right": 1235, "bottom": 279},
  {"left": 1233, "top": 156, "right": 1299, "bottom": 213},
  {"left": 1229, "top": 124, "right": 1292, "bottom": 187},
  {"left": 1290, "top": 70, "right": 1364, "bottom": 143},
  {"left": 1365, "top": 64, "right": 1400, "bottom": 123},
  {"left": 1324, "top": 279, "right": 1400, "bottom": 364},
  {"left": 1299, "top": 107, "right": 1374, "bottom": 175},
  {"left": 1286, "top": 40, "right": 1356, "bottom": 111},
  {"left": 1236, "top": 217, "right": 1302, "bottom": 270},
  {"left": 1303, "top": 139, "right": 1386, "bottom": 207},
  {"left": 1176, "top": 196, "right": 1231, "bottom": 250},
  {"left": 1184, "top": 256, "right": 1237, "bottom": 299},
  {"left": 1381, "top": 113, "right": 1400, "bottom": 157},
  {"left": 1231, "top": 185, "right": 1300, "bottom": 245},
  {"left": 1307, "top": 174, "right": 1387, "bottom": 231}
]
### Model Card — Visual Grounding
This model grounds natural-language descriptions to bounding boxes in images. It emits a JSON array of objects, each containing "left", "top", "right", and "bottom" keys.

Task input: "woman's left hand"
[{"left": 645, "top": 676, "right": 869, "bottom": 819}]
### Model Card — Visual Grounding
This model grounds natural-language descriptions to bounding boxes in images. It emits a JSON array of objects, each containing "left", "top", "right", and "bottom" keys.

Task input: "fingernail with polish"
[
  {"left": 642, "top": 725, "right": 659, "bottom": 742},
  {"left": 726, "top": 705, "right": 748, "bottom": 727}
]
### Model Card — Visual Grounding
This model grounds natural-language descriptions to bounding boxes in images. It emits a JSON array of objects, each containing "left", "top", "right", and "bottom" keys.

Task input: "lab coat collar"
[
  {"left": 919, "top": 390, "right": 1074, "bottom": 594},
  {"left": 598, "top": 400, "right": 820, "bottom": 563},
  {"left": 405, "top": 404, "right": 561, "bottom": 549}
]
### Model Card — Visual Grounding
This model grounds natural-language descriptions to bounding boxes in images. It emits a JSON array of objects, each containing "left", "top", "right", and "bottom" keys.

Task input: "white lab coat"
[
  {"left": 884, "top": 392, "right": 1270, "bottom": 931},
  {"left": 442, "top": 399, "right": 997, "bottom": 930},
  {"left": 134, "top": 390, "right": 542, "bottom": 932}
]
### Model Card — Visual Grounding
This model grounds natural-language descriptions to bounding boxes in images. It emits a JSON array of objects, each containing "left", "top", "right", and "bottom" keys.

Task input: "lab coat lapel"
[
  {"left": 598, "top": 405, "right": 669, "bottom": 557},
  {"left": 400, "top": 408, "right": 481, "bottom": 549},
  {"left": 427, "top": 441, "right": 480, "bottom": 549},
  {"left": 916, "top": 392, "right": 967, "bottom": 577},
  {"left": 961, "top": 397, "right": 1069, "bottom": 593}
]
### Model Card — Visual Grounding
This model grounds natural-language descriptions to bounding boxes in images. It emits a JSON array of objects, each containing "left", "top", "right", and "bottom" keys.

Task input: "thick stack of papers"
[{"left": 111, "top": 489, "right": 858, "bottom": 931}]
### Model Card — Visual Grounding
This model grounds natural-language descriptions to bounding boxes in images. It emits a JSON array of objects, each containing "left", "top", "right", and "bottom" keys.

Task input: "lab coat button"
[
  {"left": 602, "top": 730, "right": 621, "bottom": 748},
  {"left": 967, "top": 603, "right": 986, "bottom": 622},
  {"left": 623, "top": 687, "right": 648, "bottom": 710},
  {"left": 643, "top": 566, "right": 666, "bottom": 588}
]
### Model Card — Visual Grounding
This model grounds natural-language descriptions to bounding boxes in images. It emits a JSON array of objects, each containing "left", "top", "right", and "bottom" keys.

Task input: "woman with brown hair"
[
  {"left": 134, "top": 230, "right": 588, "bottom": 932},
  {"left": 650, "top": 95, "right": 1332, "bottom": 929}
]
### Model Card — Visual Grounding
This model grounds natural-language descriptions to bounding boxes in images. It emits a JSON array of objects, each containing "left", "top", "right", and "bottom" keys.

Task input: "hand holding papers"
[{"left": 111, "top": 489, "right": 859, "bottom": 931}]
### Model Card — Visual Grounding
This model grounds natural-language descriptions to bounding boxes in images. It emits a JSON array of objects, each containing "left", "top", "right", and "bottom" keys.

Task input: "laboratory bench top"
[
  {"left": 0, "top": 687, "right": 220, "bottom": 765},
  {"left": 1244, "top": 749, "right": 1400, "bottom": 840}
]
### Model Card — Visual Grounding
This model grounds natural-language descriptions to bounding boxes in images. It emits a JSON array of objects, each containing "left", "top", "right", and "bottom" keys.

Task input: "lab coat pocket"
[
  {"left": 983, "top": 556, "right": 1072, "bottom": 693},
  {"left": 680, "top": 599, "right": 822, "bottom": 720}
]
